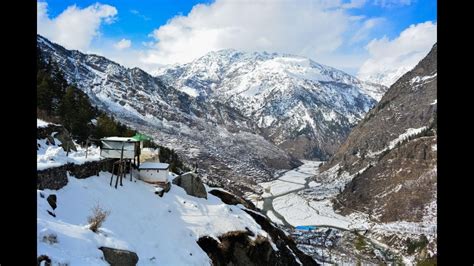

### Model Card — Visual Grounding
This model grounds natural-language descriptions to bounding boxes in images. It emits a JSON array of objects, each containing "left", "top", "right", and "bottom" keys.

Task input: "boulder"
[
  {"left": 197, "top": 231, "right": 303, "bottom": 266},
  {"left": 99, "top": 247, "right": 139, "bottom": 266},
  {"left": 208, "top": 189, "right": 255, "bottom": 209},
  {"left": 155, "top": 182, "right": 171, "bottom": 197},
  {"left": 37, "top": 254, "right": 51, "bottom": 266},
  {"left": 37, "top": 124, "right": 77, "bottom": 152},
  {"left": 47, "top": 194, "right": 57, "bottom": 210},
  {"left": 172, "top": 173, "right": 207, "bottom": 199}
]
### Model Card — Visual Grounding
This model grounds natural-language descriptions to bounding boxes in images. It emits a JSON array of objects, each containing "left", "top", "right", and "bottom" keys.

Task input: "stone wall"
[{"left": 37, "top": 159, "right": 115, "bottom": 190}]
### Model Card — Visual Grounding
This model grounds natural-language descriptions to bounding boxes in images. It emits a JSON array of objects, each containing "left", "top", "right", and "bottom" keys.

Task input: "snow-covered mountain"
[
  {"left": 37, "top": 35, "right": 303, "bottom": 193},
  {"left": 37, "top": 34, "right": 385, "bottom": 192},
  {"left": 157, "top": 49, "right": 387, "bottom": 159},
  {"left": 358, "top": 65, "right": 414, "bottom": 88}
]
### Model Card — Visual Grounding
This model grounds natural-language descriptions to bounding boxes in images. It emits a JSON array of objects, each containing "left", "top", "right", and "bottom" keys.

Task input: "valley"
[
  {"left": 248, "top": 160, "right": 434, "bottom": 264},
  {"left": 36, "top": 33, "right": 437, "bottom": 265}
]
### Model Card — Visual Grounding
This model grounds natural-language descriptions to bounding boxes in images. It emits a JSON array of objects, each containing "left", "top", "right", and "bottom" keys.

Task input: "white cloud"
[
  {"left": 342, "top": 0, "right": 367, "bottom": 9},
  {"left": 130, "top": 9, "right": 150, "bottom": 21},
  {"left": 114, "top": 39, "right": 132, "bottom": 50},
  {"left": 37, "top": 1, "right": 117, "bottom": 50},
  {"left": 357, "top": 21, "right": 437, "bottom": 86},
  {"left": 350, "top": 17, "right": 384, "bottom": 43},
  {"left": 138, "top": 0, "right": 372, "bottom": 66}
]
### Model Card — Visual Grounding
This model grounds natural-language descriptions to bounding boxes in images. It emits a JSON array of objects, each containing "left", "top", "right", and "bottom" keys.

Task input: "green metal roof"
[{"left": 132, "top": 133, "right": 153, "bottom": 141}]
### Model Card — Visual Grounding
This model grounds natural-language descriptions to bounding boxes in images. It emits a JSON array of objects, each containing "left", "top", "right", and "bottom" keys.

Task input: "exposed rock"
[
  {"left": 208, "top": 188, "right": 317, "bottom": 265},
  {"left": 197, "top": 230, "right": 310, "bottom": 266},
  {"left": 46, "top": 194, "right": 57, "bottom": 210},
  {"left": 208, "top": 189, "right": 255, "bottom": 209},
  {"left": 37, "top": 254, "right": 51, "bottom": 266},
  {"left": 99, "top": 247, "right": 139, "bottom": 266},
  {"left": 37, "top": 124, "right": 76, "bottom": 152},
  {"left": 155, "top": 182, "right": 171, "bottom": 197},
  {"left": 172, "top": 173, "right": 207, "bottom": 199},
  {"left": 243, "top": 209, "right": 318, "bottom": 266}
]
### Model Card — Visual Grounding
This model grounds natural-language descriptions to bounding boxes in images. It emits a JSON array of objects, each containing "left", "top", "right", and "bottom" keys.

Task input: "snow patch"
[
  {"left": 38, "top": 119, "right": 55, "bottom": 128},
  {"left": 37, "top": 139, "right": 101, "bottom": 170},
  {"left": 388, "top": 127, "right": 427, "bottom": 149},
  {"left": 410, "top": 73, "right": 437, "bottom": 85},
  {"left": 266, "top": 211, "right": 284, "bottom": 226}
]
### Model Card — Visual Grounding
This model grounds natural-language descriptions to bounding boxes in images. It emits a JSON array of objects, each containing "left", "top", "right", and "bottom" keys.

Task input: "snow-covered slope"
[
  {"left": 358, "top": 65, "right": 414, "bottom": 88},
  {"left": 37, "top": 173, "right": 269, "bottom": 265},
  {"left": 37, "top": 128, "right": 316, "bottom": 265},
  {"left": 37, "top": 119, "right": 101, "bottom": 170},
  {"left": 157, "top": 49, "right": 387, "bottom": 159}
]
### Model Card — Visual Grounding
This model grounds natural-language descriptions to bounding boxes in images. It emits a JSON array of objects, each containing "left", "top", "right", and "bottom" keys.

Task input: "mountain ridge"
[
  {"left": 320, "top": 43, "right": 437, "bottom": 224},
  {"left": 157, "top": 48, "right": 387, "bottom": 159}
]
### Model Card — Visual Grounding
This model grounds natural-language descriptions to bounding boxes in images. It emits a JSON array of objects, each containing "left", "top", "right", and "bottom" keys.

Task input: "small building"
[
  {"left": 135, "top": 162, "right": 170, "bottom": 184},
  {"left": 100, "top": 137, "right": 141, "bottom": 165},
  {"left": 295, "top": 225, "right": 317, "bottom": 231}
]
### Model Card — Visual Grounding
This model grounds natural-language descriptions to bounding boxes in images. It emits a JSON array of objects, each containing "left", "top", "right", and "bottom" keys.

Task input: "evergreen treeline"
[
  {"left": 37, "top": 48, "right": 135, "bottom": 143},
  {"left": 37, "top": 49, "right": 189, "bottom": 173}
]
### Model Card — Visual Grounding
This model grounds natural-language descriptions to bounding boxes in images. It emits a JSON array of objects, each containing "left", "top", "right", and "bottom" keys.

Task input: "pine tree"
[{"left": 37, "top": 72, "right": 54, "bottom": 114}]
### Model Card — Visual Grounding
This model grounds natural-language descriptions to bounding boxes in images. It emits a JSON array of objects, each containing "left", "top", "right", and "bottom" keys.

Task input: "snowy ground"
[
  {"left": 272, "top": 194, "right": 351, "bottom": 229},
  {"left": 259, "top": 161, "right": 320, "bottom": 197},
  {"left": 37, "top": 138, "right": 101, "bottom": 170},
  {"left": 37, "top": 119, "right": 102, "bottom": 170},
  {"left": 38, "top": 173, "right": 269, "bottom": 265},
  {"left": 253, "top": 161, "right": 359, "bottom": 229}
]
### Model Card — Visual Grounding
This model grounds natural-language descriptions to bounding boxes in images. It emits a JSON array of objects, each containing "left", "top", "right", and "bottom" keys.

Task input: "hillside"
[
  {"left": 320, "top": 44, "right": 437, "bottom": 223},
  {"left": 37, "top": 121, "right": 316, "bottom": 265}
]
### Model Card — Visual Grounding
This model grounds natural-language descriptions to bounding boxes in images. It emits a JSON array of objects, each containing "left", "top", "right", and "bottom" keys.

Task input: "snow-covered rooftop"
[
  {"left": 139, "top": 162, "right": 169, "bottom": 170},
  {"left": 101, "top": 136, "right": 138, "bottom": 142}
]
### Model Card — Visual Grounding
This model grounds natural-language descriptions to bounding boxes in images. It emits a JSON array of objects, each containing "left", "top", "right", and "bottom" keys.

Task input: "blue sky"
[
  {"left": 37, "top": 0, "right": 437, "bottom": 79},
  {"left": 42, "top": 0, "right": 212, "bottom": 44}
]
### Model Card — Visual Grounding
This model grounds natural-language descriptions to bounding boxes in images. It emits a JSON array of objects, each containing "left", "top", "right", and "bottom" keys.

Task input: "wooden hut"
[{"left": 100, "top": 137, "right": 141, "bottom": 166}]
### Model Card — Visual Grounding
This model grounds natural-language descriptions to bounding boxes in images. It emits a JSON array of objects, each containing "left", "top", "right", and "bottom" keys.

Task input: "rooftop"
[
  {"left": 138, "top": 162, "right": 170, "bottom": 170},
  {"left": 101, "top": 136, "right": 139, "bottom": 142}
]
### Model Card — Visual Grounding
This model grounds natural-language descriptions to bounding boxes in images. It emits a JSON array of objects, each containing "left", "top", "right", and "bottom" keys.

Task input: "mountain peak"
[{"left": 158, "top": 48, "right": 387, "bottom": 101}]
